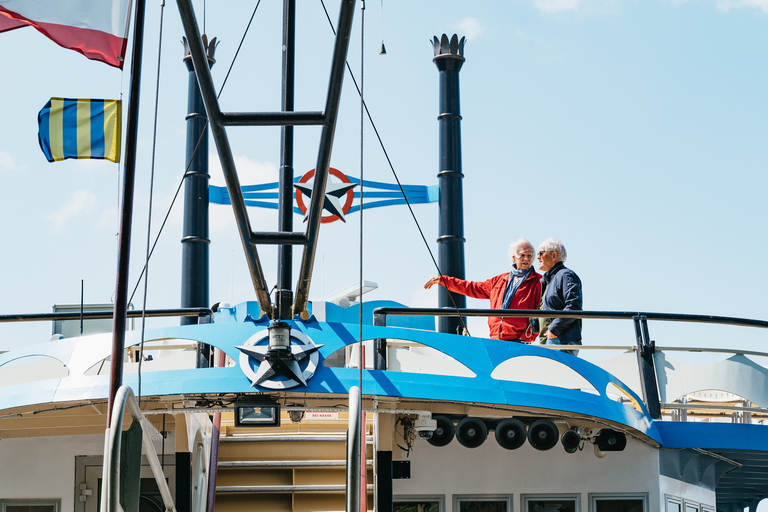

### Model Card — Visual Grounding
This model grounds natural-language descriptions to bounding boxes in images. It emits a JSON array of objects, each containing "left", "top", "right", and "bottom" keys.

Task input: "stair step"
[
  {"left": 219, "top": 460, "right": 372, "bottom": 468},
  {"left": 217, "top": 484, "right": 375, "bottom": 494},
  {"left": 222, "top": 435, "right": 371, "bottom": 443}
]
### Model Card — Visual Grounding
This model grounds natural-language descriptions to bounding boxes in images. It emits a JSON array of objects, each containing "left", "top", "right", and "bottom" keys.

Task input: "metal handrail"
[
  {"left": 102, "top": 385, "right": 176, "bottom": 512},
  {"left": 372, "top": 307, "right": 768, "bottom": 330},
  {"left": 371, "top": 307, "right": 768, "bottom": 421},
  {"left": 0, "top": 307, "right": 213, "bottom": 324}
]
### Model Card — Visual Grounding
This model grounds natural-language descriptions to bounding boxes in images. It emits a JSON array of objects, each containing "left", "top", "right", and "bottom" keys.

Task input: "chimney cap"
[{"left": 431, "top": 34, "right": 465, "bottom": 59}]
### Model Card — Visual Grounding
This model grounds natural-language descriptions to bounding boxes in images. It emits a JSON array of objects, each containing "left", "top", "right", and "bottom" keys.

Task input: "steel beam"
[
  {"left": 220, "top": 111, "right": 325, "bottom": 126},
  {"left": 176, "top": 0, "right": 273, "bottom": 317},
  {"left": 294, "top": 0, "right": 356, "bottom": 316}
]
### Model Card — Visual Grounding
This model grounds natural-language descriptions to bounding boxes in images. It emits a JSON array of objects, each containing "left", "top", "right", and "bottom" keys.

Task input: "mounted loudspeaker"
[
  {"left": 456, "top": 417, "right": 488, "bottom": 448},
  {"left": 596, "top": 429, "right": 626, "bottom": 451},
  {"left": 527, "top": 419, "right": 559, "bottom": 451},
  {"left": 427, "top": 415, "right": 455, "bottom": 447},
  {"left": 495, "top": 418, "right": 527, "bottom": 450},
  {"left": 561, "top": 429, "right": 581, "bottom": 453}
]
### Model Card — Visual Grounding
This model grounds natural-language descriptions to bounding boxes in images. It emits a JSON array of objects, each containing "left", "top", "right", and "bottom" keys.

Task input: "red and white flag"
[{"left": 0, "top": 0, "right": 133, "bottom": 68}]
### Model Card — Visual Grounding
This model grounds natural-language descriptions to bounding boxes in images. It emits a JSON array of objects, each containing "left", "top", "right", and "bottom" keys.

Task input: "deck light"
[
  {"left": 495, "top": 418, "right": 527, "bottom": 450},
  {"left": 527, "top": 419, "right": 559, "bottom": 451},
  {"left": 456, "top": 417, "right": 488, "bottom": 448},
  {"left": 234, "top": 401, "right": 281, "bottom": 427},
  {"left": 426, "top": 415, "right": 455, "bottom": 447},
  {"left": 561, "top": 428, "right": 581, "bottom": 453},
  {"left": 596, "top": 429, "right": 627, "bottom": 452}
]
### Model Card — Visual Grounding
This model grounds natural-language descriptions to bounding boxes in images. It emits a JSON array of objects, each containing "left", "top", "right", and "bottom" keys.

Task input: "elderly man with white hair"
[
  {"left": 536, "top": 238, "right": 583, "bottom": 355},
  {"left": 424, "top": 239, "right": 542, "bottom": 342}
]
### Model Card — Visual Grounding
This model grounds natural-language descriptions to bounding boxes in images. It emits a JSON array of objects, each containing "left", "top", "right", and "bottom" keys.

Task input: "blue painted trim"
[
  {"left": 0, "top": 317, "right": 658, "bottom": 441},
  {"left": 655, "top": 421, "right": 768, "bottom": 451}
]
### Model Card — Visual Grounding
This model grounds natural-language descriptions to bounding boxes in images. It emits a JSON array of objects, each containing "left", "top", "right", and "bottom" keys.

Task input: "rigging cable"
[
  {"left": 129, "top": 1, "right": 262, "bottom": 305},
  {"left": 318, "top": 0, "right": 470, "bottom": 335},
  {"left": 137, "top": 0, "right": 166, "bottom": 404}
]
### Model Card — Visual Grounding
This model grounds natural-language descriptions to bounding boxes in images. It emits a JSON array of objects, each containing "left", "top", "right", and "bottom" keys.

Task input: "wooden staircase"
[{"left": 213, "top": 412, "right": 374, "bottom": 512}]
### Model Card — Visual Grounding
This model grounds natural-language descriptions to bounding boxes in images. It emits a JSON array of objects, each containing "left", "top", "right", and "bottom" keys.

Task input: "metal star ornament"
[{"left": 237, "top": 330, "right": 323, "bottom": 390}]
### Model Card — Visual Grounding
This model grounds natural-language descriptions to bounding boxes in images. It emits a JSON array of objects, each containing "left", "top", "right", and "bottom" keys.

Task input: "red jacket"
[{"left": 441, "top": 270, "right": 542, "bottom": 342}]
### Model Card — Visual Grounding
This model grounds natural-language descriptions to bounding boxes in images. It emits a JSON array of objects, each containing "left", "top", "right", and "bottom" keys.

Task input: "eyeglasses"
[
  {"left": 537, "top": 251, "right": 549, "bottom": 257},
  {"left": 518, "top": 254, "right": 534, "bottom": 259}
]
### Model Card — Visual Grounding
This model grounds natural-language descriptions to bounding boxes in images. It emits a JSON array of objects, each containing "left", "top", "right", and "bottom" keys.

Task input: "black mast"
[
  {"left": 107, "top": 0, "right": 147, "bottom": 424},
  {"left": 433, "top": 34, "right": 467, "bottom": 335},
  {"left": 276, "top": 0, "right": 296, "bottom": 321}
]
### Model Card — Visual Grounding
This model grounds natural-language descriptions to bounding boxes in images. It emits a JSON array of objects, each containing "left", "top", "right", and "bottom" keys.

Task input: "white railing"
[{"left": 101, "top": 385, "right": 177, "bottom": 512}]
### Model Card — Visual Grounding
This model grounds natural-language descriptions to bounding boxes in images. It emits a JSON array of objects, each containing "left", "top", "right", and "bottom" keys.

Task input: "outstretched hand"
[{"left": 424, "top": 277, "right": 441, "bottom": 289}]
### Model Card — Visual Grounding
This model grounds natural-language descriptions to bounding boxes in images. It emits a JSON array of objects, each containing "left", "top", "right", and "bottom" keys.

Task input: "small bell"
[{"left": 379, "top": 40, "right": 387, "bottom": 55}]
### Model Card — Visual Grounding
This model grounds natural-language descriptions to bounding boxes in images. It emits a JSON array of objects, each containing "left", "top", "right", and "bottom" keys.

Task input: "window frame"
[
  {"left": 683, "top": 501, "right": 699, "bottom": 512},
  {"left": 588, "top": 493, "right": 648, "bottom": 512},
  {"left": 664, "top": 495, "right": 682, "bottom": 512},
  {"left": 393, "top": 494, "right": 446, "bottom": 512},
  {"left": 521, "top": 493, "right": 581, "bottom": 512},
  {"left": 453, "top": 494, "right": 514, "bottom": 512},
  {"left": 0, "top": 499, "right": 61, "bottom": 512}
]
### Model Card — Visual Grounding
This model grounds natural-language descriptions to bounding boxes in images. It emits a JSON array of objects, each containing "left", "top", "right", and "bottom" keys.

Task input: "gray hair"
[
  {"left": 539, "top": 238, "right": 567, "bottom": 262},
  {"left": 508, "top": 239, "right": 534, "bottom": 260}
]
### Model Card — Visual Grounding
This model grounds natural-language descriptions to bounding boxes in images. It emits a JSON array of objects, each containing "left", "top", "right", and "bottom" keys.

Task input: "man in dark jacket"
[
  {"left": 537, "top": 238, "right": 583, "bottom": 355},
  {"left": 424, "top": 239, "right": 542, "bottom": 342}
]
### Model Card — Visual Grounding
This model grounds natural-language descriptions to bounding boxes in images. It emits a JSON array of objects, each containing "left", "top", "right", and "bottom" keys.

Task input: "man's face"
[
  {"left": 513, "top": 246, "right": 534, "bottom": 270},
  {"left": 537, "top": 248, "right": 559, "bottom": 272}
]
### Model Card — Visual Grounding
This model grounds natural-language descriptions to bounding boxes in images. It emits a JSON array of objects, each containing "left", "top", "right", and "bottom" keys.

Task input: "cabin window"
[
  {"left": 589, "top": 493, "right": 647, "bottom": 512},
  {"left": 0, "top": 500, "right": 60, "bottom": 512},
  {"left": 394, "top": 495, "right": 444, "bottom": 512},
  {"left": 521, "top": 494, "right": 580, "bottom": 512},
  {"left": 664, "top": 496, "right": 682, "bottom": 512},
  {"left": 453, "top": 494, "right": 512, "bottom": 512}
]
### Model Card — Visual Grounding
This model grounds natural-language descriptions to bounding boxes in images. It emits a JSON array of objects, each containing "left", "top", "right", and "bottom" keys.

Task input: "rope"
[
  {"left": 137, "top": 0, "right": 166, "bottom": 404},
  {"left": 129, "top": 1, "right": 262, "bottom": 305},
  {"left": 318, "top": 0, "right": 470, "bottom": 335}
]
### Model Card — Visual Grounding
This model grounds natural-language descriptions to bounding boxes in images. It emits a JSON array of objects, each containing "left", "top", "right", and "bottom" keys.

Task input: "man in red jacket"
[{"left": 424, "top": 239, "right": 542, "bottom": 342}]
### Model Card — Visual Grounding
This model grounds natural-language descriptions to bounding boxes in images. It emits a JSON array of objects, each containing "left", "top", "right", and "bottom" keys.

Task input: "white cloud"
[
  {"left": 717, "top": 0, "right": 768, "bottom": 12},
  {"left": 208, "top": 155, "right": 280, "bottom": 234},
  {"left": 47, "top": 189, "right": 97, "bottom": 232},
  {"left": 208, "top": 155, "right": 278, "bottom": 187},
  {"left": 453, "top": 17, "right": 485, "bottom": 40},
  {"left": 0, "top": 151, "right": 16, "bottom": 171},
  {"left": 533, "top": 0, "right": 585, "bottom": 13}
]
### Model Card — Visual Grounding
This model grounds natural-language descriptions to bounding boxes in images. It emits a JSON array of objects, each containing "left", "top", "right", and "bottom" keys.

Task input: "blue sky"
[{"left": 1, "top": 0, "right": 768, "bottom": 371}]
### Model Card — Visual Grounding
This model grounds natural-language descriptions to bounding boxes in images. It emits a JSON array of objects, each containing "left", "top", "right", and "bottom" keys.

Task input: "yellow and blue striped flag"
[{"left": 38, "top": 98, "right": 122, "bottom": 163}]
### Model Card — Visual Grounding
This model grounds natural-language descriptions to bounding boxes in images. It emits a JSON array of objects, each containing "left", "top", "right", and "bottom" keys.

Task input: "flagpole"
[{"left": 108, "top": 0, "right": 147, "bottom": 426}]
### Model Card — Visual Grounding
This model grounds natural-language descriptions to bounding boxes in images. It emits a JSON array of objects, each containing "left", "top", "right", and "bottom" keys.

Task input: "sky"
[
  {"left": 0, "top": 1, "right": 767, "bottom": 508},
  {"left": 1, "top": 0, "right": 768, "bottom": 361}
]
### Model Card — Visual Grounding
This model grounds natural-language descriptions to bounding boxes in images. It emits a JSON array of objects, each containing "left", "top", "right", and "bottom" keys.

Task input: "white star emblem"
[
  {"left": 294, "top": 174, "right": 357, "bottom": 223},
  {"left": 237, "top": 330, "right": 323, "bottom": 390}
]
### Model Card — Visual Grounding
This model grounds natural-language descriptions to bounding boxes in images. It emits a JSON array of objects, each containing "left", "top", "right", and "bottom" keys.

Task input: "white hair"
[
  {"left": 539, "top": 238, "right": 567, "bottom": 262},
  {"left": 508, "top": 239, "right": 534, "bottom": 261}
]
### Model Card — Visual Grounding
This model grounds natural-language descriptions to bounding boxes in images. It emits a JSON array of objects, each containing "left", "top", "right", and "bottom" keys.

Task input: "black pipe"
[
  {"left": 181, "top": 36, "right": 216, "bottom": 330},
  {"left": 277, "top": 0, "right": 296, "bottom": 321},
  {"left": 0, "top": 308, "right": 213, "bottom": 324},
  {"left": 108, "top": 0, "right": 147, "bottom": 426},
  {"left": 432, "top": 34, "right": 467, "bottom": 335}
]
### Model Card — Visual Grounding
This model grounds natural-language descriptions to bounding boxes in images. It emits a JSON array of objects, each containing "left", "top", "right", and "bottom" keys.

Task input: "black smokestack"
[
  {"left": 180, "top": 35, "right": 216, "bottom": 330},
  {"left": 432, "top": 34, "right": 466, "bottom": 334}
]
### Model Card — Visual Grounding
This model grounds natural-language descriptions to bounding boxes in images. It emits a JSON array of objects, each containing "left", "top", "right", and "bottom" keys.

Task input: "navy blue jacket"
[{"left": 540, "top": 262, "right": 583, "bottom": 344}]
